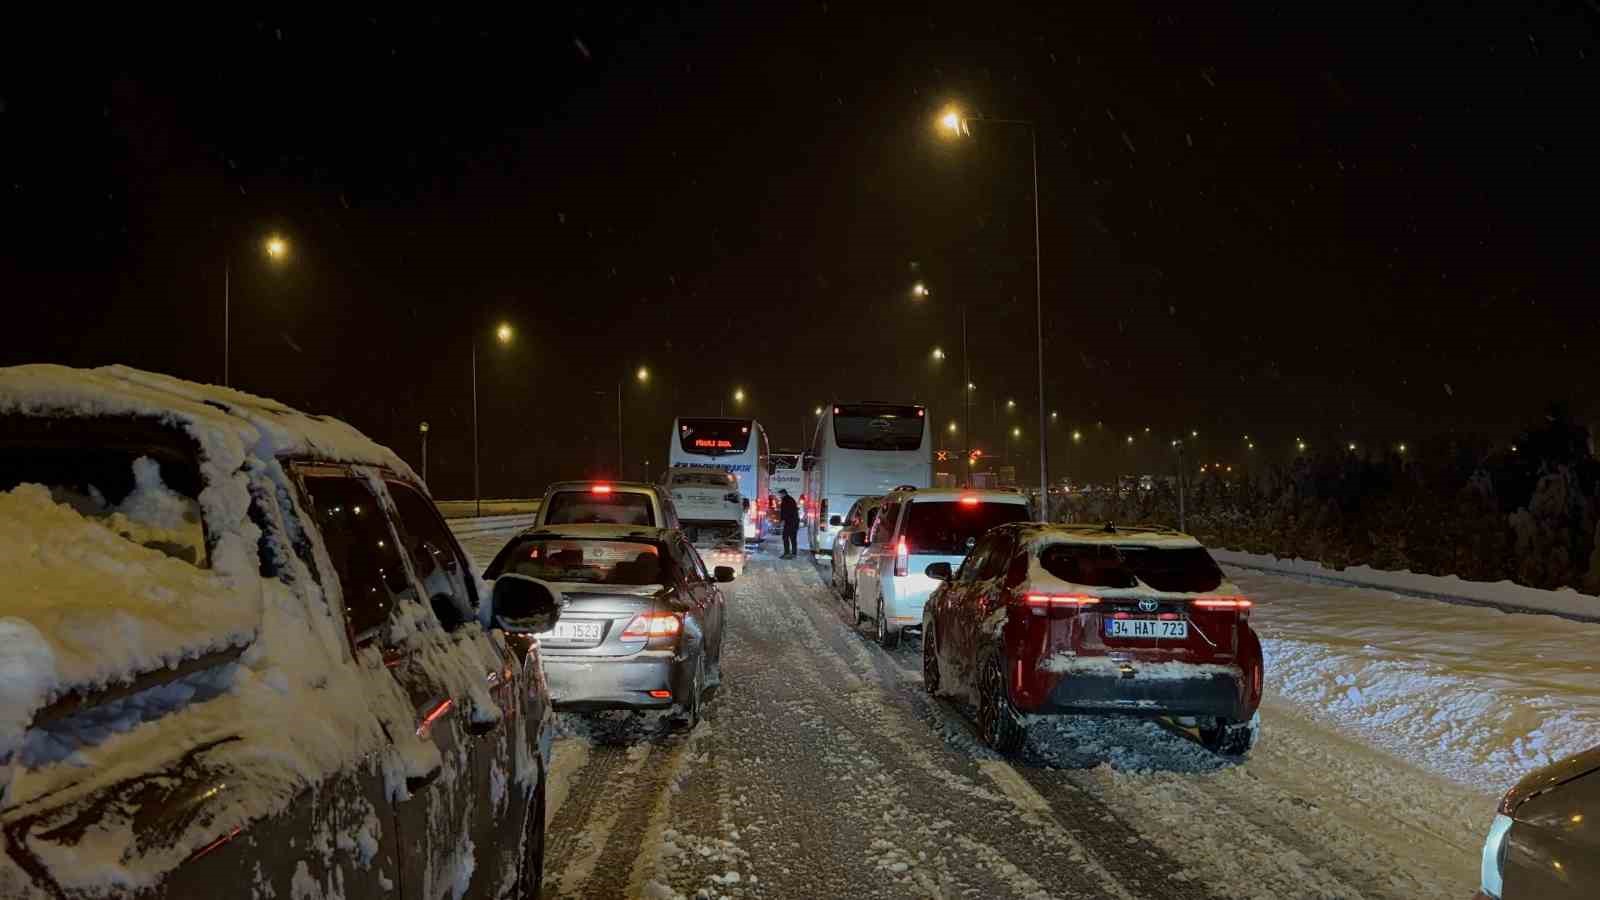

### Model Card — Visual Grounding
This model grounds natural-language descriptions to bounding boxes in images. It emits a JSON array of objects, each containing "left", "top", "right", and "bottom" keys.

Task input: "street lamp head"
[
  {"left": 494, "top": 322, "right": 514, "bottom": 344},
  {"left": 939, "top": 108, "right": 965, "bottom": 137},
  {"left": 814, "top": 405, "right": 823, "bottom": 416},
  {"left": 912, "top": 282, "right": 929, "bottom": 298},
  {"left": 1190, "top": 429, "right": 1199, "bottom": 438},
  {"left": 636, "top": 366, "right": 650, "bottom": 383},
  {"left": 1006, "top": 399, "right": 1015, "bottom": 410},
  {"left": 967, "top": 382, "right": 976, "bottom": 391},
  {"left": 1050, "top": 411, "right": 1058, "bottom": 420},
  {"left": 263, "top": 235, "right": 289, "bottom": 261},
  {"left": 947, "top": 421, "right": 958, "bottom": 433},
  {"left": 1011, "top": 426, "right": 1021, "bottom": 438},
  {"left": 733, "top": 388, "right": 745, "bottom": 403},
  {"left": 1071, "top": 430, "right": 1082, "bottom": 442},
  {"left": 419, "top": 421, "right": 429, "bottom": 434},
  {"left": 931, "top": 346, "right": 945, "bottom": 360}
]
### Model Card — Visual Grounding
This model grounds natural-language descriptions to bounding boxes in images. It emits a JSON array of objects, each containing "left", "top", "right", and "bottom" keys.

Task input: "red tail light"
[
  {"left": 894, "top": 537, "right": 909, "bottom": 577},
  {"left": 591, "top": 484, "right": 613, "bottom": 495},
  {"left": 621, "top": 612, "right": 682, "bottom": 641},
  {"left": 1024, "top": 593, "right": 1100, "bottom": 610},
  {"left": 959, "top": 495, "right": 980, "bottom": 506},
  {"left": 1192, "top": 596, "right": 1251, "bottom": 609}
]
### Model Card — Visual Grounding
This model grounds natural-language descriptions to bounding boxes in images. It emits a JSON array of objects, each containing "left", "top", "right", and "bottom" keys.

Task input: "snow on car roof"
[
  {"left": 1019, "top": 522, "right": 1204, "bottom": 548},
  {"left": 0, "top": 364, "right": 417, "bottom": 481}
]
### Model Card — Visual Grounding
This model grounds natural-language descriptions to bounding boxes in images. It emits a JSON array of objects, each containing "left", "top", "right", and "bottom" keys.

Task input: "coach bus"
[
  {"left": 669, "top": 417, "right": 771, "bottom": 542},
  {"left": 805, "top": 402, "right": 931, "bottom": 554}
]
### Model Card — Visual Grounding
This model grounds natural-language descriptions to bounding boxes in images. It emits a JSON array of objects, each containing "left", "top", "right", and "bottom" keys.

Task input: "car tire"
[
  {"left": 672, "top": 654, "right": 705, "bottom": 733},
  {"left": 1198, "top": 713, "right": 1258, "bottom": 756},
  {"left": 976, "top": 653, "right": 1025, "bottom": 755},
  {"left": 922, "top": 622, "right": 941, "bottom": 695},
  {"left": 875, "top": 597, "right": 901, "bottom": 650},
  {"left": 517, "top": 774, "right": 546, "bottom": 898}
]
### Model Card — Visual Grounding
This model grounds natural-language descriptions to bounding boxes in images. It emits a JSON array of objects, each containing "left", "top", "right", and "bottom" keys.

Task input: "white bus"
[
  {"left": 805, "top": 402, "right": 931, "bottom": 553},
  {"left": 669, "top": 417, "right": 771, "bottom": 542}
]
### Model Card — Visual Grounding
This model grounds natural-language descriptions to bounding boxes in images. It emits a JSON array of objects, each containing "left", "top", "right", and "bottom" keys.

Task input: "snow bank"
[
  {"left": 1212, "top": 549, "right": 1600, "bottom": 622},
  {"left": 1233, "top": 567, "right": 1600, "bottom": 793}
]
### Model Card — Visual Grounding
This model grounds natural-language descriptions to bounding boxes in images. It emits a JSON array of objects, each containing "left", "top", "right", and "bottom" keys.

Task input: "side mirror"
[
  {"left": 828, "top": 515, "right": 842, "bottom": 527},
  {"left": 490, "top": 574, "right": 563, "bottom": 634},
  {"left": 851, "top": 531, "right": 869, "bottom": 547},
  {"left": 924, "top": 562, "right": 953, "bottom": 581},
  {"left": 713, "top": 565, "right": 736, "bottom": 583}
]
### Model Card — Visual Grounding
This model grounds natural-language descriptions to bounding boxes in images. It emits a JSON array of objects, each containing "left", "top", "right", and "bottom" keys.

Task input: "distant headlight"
[{"left": 1479, "top": 813, "right": 1513, "bottom": 899}]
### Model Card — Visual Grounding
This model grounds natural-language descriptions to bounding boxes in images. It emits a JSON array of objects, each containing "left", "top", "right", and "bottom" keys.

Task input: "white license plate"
[
  {"left": 1105, "top": 618, "right": 1188, "bottom": 640},
  {"left": 543, "top": 621, "right": 603, "bottom": 643}
]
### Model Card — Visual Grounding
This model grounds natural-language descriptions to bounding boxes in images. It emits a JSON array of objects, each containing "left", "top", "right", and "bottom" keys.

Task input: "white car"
[
  {"left": 663, "top": 466, "right": 745, "bottom": 544},
  {"left": 852, "top": 488, "right": 1031, "bottom": 648}
]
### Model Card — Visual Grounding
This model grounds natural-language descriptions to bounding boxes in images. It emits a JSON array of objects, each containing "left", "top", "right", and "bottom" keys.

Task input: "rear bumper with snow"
[
  {"left": 543, "top": 652, "right": 680, "bottom": 711},
  {"left": 1025, "top": 670, "right": 1251, "bottom": 721}
]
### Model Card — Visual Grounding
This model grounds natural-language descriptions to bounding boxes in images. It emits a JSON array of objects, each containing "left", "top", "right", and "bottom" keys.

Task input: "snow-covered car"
[
  {"left": 483, "top": 524, "right": 731, "bottom": 730},
  {"left": 537, "top": 479, "right": 681, "bottom": 530},
  {"left": 828, "top": 494, "right": 883, "bottom": 600},
  {"left": 0, "top": 365, "right": 557, "bottom": 899},
  {"left": 662, "top": 466, "right": 745, "bottom": 544},
  {"left": 921, "top": 523, "right": 1264, "bottom": 756},
  {"left": 853, "top": 488, "right": 1031, "bottom": 649},
  {"left": 1477, "top": 743, "right": 1598, "bottom": 899}
]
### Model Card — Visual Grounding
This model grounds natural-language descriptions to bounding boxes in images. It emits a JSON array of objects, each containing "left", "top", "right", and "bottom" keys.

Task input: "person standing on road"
[{"left": 778, "top": 488, "right": 800, "bottom": 559}]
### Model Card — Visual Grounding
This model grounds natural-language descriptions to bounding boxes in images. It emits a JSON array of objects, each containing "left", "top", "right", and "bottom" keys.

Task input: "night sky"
[{"left": 3, "top": 5, "right": 1597, "bottom": 495}]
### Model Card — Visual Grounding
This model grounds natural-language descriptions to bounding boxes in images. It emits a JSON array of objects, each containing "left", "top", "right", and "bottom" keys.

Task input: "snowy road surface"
[{"left": 456, "top": 525, "right": 1515, "bottom": 899}]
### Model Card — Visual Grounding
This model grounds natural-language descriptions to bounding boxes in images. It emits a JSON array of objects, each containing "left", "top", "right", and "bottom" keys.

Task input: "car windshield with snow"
[{"left": 0, "top": 365, "right": 557, "bottom": 899}]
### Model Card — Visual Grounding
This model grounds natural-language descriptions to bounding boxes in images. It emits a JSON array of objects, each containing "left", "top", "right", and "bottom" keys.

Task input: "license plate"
[
  {"left": 543, "top": 621, "right": 603, "bottom": 643},
  {"left": 1105, "top": 618, "right": 1188, "bottom": 640}
]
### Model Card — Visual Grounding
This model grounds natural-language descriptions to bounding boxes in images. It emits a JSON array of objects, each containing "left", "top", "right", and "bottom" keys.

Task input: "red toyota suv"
[{"left": 921, "top": 523, "right": 1263, "bottom": 756}]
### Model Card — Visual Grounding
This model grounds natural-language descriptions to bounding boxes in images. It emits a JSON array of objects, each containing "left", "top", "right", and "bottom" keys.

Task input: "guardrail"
[
  {"left": 446, "top": 512, "right": 542, "bottom": 538},
  {"left": 436, "top": 499, "right": 542, "bottom": 520}
]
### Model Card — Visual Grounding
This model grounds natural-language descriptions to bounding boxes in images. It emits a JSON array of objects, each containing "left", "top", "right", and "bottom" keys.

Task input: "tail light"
[
  {"left": 893, "top": 537, "right": 909, "bottom": 577},
  {"left": 621, "top": 612, "right": 682, "bottom": 647},
  {"left": 1024, "top": 593, "right": 1100, "bottom": 614},
  {"left": 1192, "top": 595, "right": 1251, "bottom": 616},
  {"left": 959, "top": 495, "right": 980, "bottom": 506},
  {"left": 591, "top": 484, "right": 613, "bottom": 495}
]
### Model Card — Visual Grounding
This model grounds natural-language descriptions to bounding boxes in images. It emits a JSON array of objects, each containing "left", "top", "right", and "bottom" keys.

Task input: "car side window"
[
  {"left": 386, "top": 481, "right": 478, "bottom": 620},
  {"left": 871, "top": 501, "right": 901, "bottom": 545},
  {"left": 956, "top": 535, "right": 993, "bottom": 583},
  {"left": 300, "top": 475, "right": 412, "bottom": 647},
  {"left": 688, "top": 543, "right": 713, "bottom": 583},
  {"left": 977, "top": 532, "right": 1014, "bottom": 581}
]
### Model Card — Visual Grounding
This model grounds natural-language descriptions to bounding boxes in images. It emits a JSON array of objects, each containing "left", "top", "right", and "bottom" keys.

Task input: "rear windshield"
[
  {"left": 900, "top": 500, "right": 1028, "bottom": 555},
  {"left": 496, "top": 539, "right": 668, "bottom": 586},
  {"left": 543, "top": 490, "right": 655, "bottom": 526},
  {"left": 671, "top": 471, "right": 736, "bottom": 488},
  {"left": 678, "top": 419, "right": 752, "bottom": 455},
  {"left": 0, "top": 420, "right": 208, "bottom": 566},
  {"left": 833, "top": 405, "right": 925, "bottom": 451},
  {"left": 1038, "top": 543, "right": 1224, "bottom": 593}
]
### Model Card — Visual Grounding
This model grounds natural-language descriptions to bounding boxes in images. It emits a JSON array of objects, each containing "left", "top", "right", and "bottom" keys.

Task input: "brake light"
[
  {"left": 1192, "top": 596, "right": 1251, "bottom": 610},
  {"left": 416, "top": 698, "right": 455, "bottom": 739},
  {"left": 959, "top": 495, "right": 980, "bottom": 506},
  {"left": 894, "top": 537, "right": 909, "bottom": 577},
  {"left": 647, "top": 689, "right": 673, "bottom": 699},
  {"left": 591, "top": 484, "right": 613, "bottom": 495},
  {"left": 1024, "top": 593, "right": 1100, "bottom": 609},
  {"left": 621, "top": 612, "right": 682, "bottom": 641}
]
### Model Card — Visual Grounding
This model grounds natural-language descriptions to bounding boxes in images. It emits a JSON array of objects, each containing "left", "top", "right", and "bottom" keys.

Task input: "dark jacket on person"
[{"left": 779, "top": 494, "right": 800, "bottom": 528}]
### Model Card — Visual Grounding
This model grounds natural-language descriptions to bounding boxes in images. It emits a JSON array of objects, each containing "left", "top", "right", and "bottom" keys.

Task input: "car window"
[
  {"left": 1037, "top": 543, "right": 1138, "bottom": 588},
  {"left": 544, "top": 489, "right": 655, "bottom": 525},
  {"left": 864, "top": 505, "right": 879, "bottom": 531},
  {"left": 1116, "top": 545, "right": 1225, "bottom": 593},
  {"left": 870, "top": 501, "right": 902, "bottom": 544},
  {"left": 683, "top": 539, "right": 710, "bottom": 582},
  {"left": 956, "top": 534, "right": 994, "bottom": 583},
  {"left": 976, "top": 531, "right": 1014, "bottom": 580},
  {"left": 300, "top": 475, "right": 412, "bottom": 646},
  {"left": 497, "top": 538, "right": 668, "bottom": 586},
  {"left": 900, "top": 500, "right": 1029, "bottom": 555},
  {"left": 386, "top": 481, "right": 477, "bottom": 614}
]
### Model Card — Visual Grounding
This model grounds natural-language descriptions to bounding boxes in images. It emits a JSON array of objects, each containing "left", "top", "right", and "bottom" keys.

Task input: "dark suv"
[{"left": 0, "top": 365, "right": 557, "bottom": 899}]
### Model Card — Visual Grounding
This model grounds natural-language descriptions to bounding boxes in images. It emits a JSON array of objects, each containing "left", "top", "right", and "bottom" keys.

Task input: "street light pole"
[
  {"left": 471, "top": 344, "right": 481, "bottom": 518},
  {"left": 617, "top": 379, "right": 624, "bottom": 479},
  {"left": 419, "top": 422, "right": 430, "bottom": 484},
  {"left": 223, "top": 259, "right": 230, "bottom": 387}
]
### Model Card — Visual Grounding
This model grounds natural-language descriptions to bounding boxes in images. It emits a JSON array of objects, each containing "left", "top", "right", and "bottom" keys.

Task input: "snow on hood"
[{"left": 0, "top": 484, "right": 259, "bottom": 769}]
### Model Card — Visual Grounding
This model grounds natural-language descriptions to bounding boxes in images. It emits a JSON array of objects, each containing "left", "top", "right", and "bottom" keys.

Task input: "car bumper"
[
  {"left": 882, "top": 576, "right": 940, "bottom": 628},
  {"left": 1025, "top": 669, "right": 1250, "bottom": 720},
  {"left": 544, "top": 651, "right": 679, "bottom": 711}
]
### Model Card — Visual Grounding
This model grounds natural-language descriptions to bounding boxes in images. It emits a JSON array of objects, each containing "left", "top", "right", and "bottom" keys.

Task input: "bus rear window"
[
  {"left": 833, "top": 405, "right": 925, "bottom": 451},
  {"left": 543, "top": 491, "right": 655, "bottom": 526},
  {"left": 678, "top": 419, "right": 752, "bottom": 455}
]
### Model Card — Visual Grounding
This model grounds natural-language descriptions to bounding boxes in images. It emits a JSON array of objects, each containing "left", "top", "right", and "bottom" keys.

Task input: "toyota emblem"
[{"left": 1137, "top": 598, "right": 1159, "bottom": 613}]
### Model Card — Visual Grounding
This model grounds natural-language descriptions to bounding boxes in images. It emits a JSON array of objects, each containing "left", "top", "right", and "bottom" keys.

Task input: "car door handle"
[{"left": 405, "top": 763, "right": 443, "bottom": 795}]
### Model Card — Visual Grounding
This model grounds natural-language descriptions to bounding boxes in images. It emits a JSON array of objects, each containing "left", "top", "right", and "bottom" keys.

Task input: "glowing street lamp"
[
  {"left": 931, "top": 346, "right": 946, "bottom": 361},
  {"left": 814, "top": 405, "right": 824, "bottom": 416},
  {"left": 636, "top": 366, "right": 650, "bottom": 383},
  {"left": 912, "top": 282, "right": 930, "bottom": 298},
  {"left": 495, "top": 322, "right": 514, "bottom": 344},
  {"left": 948, "top": 421, "right": 958, "bottom": 434},
  {"left": 733, "top": 387, "right": 746, "bottom": 404},
  {"left": 1072, "top": 430, "right": 1082, "bottom": 443},
  {"left": 264, "top": 235, "right": 289, "bottom": 260}
]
